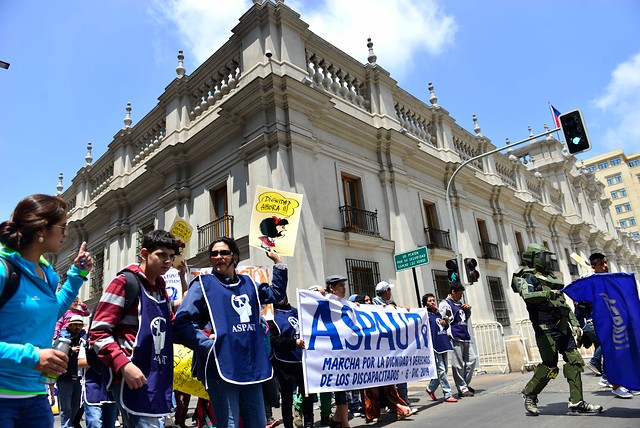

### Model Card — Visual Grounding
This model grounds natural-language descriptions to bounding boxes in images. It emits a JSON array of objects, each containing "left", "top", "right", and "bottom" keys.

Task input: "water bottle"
[{"left": 38, "top": 337, "right": 72, "bottom": 384}]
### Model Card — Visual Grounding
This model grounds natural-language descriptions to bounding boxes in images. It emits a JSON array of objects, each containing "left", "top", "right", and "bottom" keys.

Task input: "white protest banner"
[{"left": 298, "top": 289, "right": 436, "bottom": 394}]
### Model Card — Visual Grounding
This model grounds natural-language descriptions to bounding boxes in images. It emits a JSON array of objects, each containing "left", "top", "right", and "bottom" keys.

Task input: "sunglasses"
[{"left": 210, "top": 250, "right": 232, "bottom": 257}]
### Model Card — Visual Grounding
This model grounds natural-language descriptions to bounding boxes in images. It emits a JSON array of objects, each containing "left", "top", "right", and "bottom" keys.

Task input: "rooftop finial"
[
  {"left": 367, "top": 38, "right": 377, "bottom": 64},
  {"left": 123, "top": 102, "right": 133, "bottom": 129},
  {"left": 56, "top": 172, "right": 63, "bottom": 195},
  {"left": 428, "top": 81, "right": 438, "bottom": 106},
  {"left": 473, "top": 114, "right": 482, "bottom": 137},
  {"left": 85, "top": 141, "right": 93, "bottom": 165},
  {"left": 176, "top": 50, "right": 186, "bottom": 78}
]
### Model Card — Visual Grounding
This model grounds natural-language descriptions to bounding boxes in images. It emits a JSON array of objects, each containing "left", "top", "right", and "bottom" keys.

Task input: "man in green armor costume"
[{"left": 511, "top": 244, "right": 603, "bottom": 416}]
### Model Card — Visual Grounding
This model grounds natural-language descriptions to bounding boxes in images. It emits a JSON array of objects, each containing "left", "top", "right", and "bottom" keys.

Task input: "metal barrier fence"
[
  {"left": 516, "top": 319, "right": 541, "bottom": 373},
  {"left": 472, "top": 321, "right": 509, "bottom": 374},
  {"left": 516, "top": 319, "right": 595, "bottom": 373}
]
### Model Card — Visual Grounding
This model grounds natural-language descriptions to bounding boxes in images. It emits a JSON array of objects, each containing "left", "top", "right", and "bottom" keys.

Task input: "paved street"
[{"left": 56, "top": 367, "right": 640, "bottom": 427}]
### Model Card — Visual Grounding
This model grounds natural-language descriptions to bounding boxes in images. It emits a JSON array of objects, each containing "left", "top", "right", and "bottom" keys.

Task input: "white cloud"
[
  {"left": 150, "top": 0, "right": 251, "bottom": 64},
  {"left": 291, "top": 0, "right": 457, "bottom": 78},
  {"left": 593, "top": 52, "right": 640, "bottom": 152},
  {"left": 150, "top": 0, "right": 457, "bottom": 79}
]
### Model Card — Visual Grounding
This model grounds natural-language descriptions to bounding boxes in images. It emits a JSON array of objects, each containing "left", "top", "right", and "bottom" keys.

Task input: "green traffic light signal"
[{"left": 559, "top": 109, "right": 591, "bottom": 155}]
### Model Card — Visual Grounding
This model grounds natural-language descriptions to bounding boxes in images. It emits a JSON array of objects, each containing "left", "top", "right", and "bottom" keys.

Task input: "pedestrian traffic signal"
[
  {"left": 464, "top": 258, "right": 480, "bottom": 283},
  {"left": 559, "top": 109, "right": 591, "bottom": 155},
  {"left": 446, "top": 259, "right": 459, "bottom": 284}
]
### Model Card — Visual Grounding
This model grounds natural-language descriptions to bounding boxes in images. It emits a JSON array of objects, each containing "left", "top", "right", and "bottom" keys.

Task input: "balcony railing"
[
  {"left": 424, "top": 227, "right": 452, "bottom": 250},
  {"left": 479, "top": 241, "right": 501, "bottom": 260},
  {"left": 339, "top": 205, "right": 379, "bottom": 236},
  {"left": 569, "top": 263, "right": 579, "bottom": 275},
  {"left": 197, "top": 215, "right": 234, "bottom": 253}
]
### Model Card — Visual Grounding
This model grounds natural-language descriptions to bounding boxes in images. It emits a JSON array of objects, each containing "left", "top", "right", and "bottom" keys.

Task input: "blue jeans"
[
  {"left": 207, "top": 378, "right": 266, "bottom": 428},
  {"left": 85, "top": 402, "right": 118, "bottom": 428},
  {"left": 58, "top": 378, "right": 82, "bottom": 428},
  {"left": 428, "top": 352, "right": 453, "bottom": 398},
  {"left": 0, "top": 395, "right": 54, "bottom": 428},
  {"left": 110, "top": 384, "right": 164, "bottom": 428}
]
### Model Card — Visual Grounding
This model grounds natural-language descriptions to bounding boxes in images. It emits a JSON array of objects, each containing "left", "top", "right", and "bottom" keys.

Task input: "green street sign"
[{"left": 394, "top": 247, "right": 429, "bottom": 271}]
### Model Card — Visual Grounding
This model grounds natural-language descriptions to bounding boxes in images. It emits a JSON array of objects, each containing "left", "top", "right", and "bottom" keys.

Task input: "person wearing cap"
[
  {"left": 322, "top": 274, "right": 351, "bottom": 428},
  {"left": 373, "top": 281, "right": 393, "bottom": 305},
  {"left": 58, "top": 315, "right": 86, "bottom": 428},
  {"left": 438, "top": 283, "right": 476, "bottom": 398},
  {"left": 372, "top": 280, "right": 414, "bottom": 412}
]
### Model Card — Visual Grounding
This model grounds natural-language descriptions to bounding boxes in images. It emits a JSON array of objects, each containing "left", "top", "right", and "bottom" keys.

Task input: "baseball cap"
[
  {"left": 325, "top": 274, "right": 348, "bottom": 285},
  {"left": 375, "top": 281, "right": 394, "bottom": 294},
  {"left": 67, "top": 315, "right": 85, "bottom": 325}
]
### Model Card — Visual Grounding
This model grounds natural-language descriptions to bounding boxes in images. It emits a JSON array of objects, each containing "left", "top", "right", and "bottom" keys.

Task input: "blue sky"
[{"left": 1, "top": 0, "right": 639, "bottom": 222}]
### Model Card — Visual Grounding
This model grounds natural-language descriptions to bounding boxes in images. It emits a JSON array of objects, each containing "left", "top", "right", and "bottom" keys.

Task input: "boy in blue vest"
[
  {"left": 438, "top": 283, "right": 476, "bottom": 398},
  {"left": 90, "top": 230, "right": 181, "bottom": 427},
  {"left": 422, "top": 293, "right": 457, "bottom": 403},
  {"left": 173, "top": 236, "right": 287, "bottom": 428}
]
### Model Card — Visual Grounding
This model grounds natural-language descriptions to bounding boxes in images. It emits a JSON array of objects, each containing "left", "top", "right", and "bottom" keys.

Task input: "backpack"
[
  {"left": 84, "top": 269, "right": 142, "bottom": 374},
  {"left": 0, "top": 257, "right": 21, "bottom": 310}
]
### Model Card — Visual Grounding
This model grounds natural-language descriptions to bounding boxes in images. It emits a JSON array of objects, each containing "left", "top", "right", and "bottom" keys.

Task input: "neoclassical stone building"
[{"left": 55, "top": 0, "right": 638, "bottom": 342}]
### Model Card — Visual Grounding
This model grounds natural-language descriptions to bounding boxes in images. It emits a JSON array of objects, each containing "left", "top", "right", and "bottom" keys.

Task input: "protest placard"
[
  {"left": 249, "top": 185, "right": 303, "bottom": 256},
  {"left": 298, "top": 289, "right": 436, "bottom": 394}
]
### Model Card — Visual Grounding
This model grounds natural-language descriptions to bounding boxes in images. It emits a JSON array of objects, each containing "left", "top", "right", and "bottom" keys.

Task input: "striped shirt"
[{"left": 88, "top": 264, "right": 173, "bottom": 383}]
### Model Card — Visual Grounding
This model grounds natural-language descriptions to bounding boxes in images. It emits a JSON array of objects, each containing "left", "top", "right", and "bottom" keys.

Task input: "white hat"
[
  {"left": 375, "top": 281, "right": 394, "bottom": 294},
  {"left": 67, "top": 315, "right": 85, "bottom": 325}
]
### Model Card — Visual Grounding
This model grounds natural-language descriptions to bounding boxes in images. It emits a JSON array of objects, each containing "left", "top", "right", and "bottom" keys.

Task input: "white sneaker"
[
  {"left": 612, "top": 386, "right": 633, "bottom": 399},
  {"left": 598, "top": 378, "right": 611, "bottom": 388},
  {"left": 631, "top": 390, "right": 640, "bottom": 396}
]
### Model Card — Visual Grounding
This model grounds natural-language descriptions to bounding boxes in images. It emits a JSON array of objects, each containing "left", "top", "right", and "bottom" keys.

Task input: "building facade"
[
  {"left": 53, "top": 0, "right": 639, "bottom": 345},
  {"left": 582, "top": 149, "right": 640, "bottom": 240}
]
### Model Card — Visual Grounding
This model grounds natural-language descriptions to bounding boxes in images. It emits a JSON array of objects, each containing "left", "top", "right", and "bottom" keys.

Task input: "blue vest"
[
  {"left": 446, "top": 298, "right": 470, "bottom": 341},
  {"left": 200, "top": 274, "right": 273, "bottom": 385},
  {"left": 428, "top": 311, "right": 453, "bottom": 353},
  {"left": 273, "top": 307, "right": 302, "bottom": 363},
  {"left": 117, "top": 286, "right": 173, "bottom": 416},
  {"left": 83, "top": 364, "right": 113, "bottom": 405}
]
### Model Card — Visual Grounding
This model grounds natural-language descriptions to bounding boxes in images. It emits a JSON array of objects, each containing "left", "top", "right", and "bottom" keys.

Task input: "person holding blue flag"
[
  {"left": 563, "top": 253, "right": 640, "bottom": 398},
  {"left": 511, "top": 243, "right": 603, "bottom": 416}
]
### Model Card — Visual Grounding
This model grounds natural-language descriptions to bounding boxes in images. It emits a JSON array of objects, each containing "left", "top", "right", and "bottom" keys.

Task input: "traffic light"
[
  {"left": 464, "top": 258, "right": 480, "bottom": 283},
  {"left": 559, "top": 109, "right": 591, "bottom": 155},
  {"left": 446, "top": 259, "right": 459, "bottom": 284}
]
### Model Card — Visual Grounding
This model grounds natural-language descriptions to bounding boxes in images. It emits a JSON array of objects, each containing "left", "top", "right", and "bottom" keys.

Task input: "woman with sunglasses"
[
  {"left": 0, "top": 194, "right": 92, "bottom": 428},
  {"left": 173, "top": 236, "right": 287, "bottom": 428}
]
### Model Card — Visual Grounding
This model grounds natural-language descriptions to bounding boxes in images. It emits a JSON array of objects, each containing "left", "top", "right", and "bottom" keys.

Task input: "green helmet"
[{"left": 522, "top": 243, "right": 555, "bottom": 273}]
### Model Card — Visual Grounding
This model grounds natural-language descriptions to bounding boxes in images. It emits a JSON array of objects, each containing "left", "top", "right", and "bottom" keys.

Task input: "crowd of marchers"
[{"left": 1, "top": 194, "right": 634, "bottom": 428}]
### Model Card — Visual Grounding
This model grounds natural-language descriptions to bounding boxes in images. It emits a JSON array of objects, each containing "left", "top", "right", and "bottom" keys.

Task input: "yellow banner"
[{"left": 173, "top": 344, "right": 208, "bottom": 399}]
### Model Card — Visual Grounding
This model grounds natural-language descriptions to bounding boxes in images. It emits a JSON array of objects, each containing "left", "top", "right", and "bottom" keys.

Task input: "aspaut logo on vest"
[{"left": 231, "top": 294, "right": 257, "bottom": 332}]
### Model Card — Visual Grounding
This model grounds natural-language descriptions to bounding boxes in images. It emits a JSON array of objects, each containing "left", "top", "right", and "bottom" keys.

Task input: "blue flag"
[{"left": 563, "top": 272, "right": 640, "bottom": 390}]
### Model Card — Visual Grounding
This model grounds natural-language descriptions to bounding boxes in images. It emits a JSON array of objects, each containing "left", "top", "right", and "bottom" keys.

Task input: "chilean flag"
[{"left": 551, "top": 105, "right": 562, "bottom": 128}]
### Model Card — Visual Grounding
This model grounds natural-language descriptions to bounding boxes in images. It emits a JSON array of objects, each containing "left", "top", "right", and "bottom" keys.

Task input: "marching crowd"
[{"left": 0, "top": 194, "right": 635, "bottom": 428}]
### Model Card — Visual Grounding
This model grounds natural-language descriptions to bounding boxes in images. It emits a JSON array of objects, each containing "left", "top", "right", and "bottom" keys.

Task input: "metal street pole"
[{"left": 445, "top": 128, "right": 560, "bottom": 277}]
